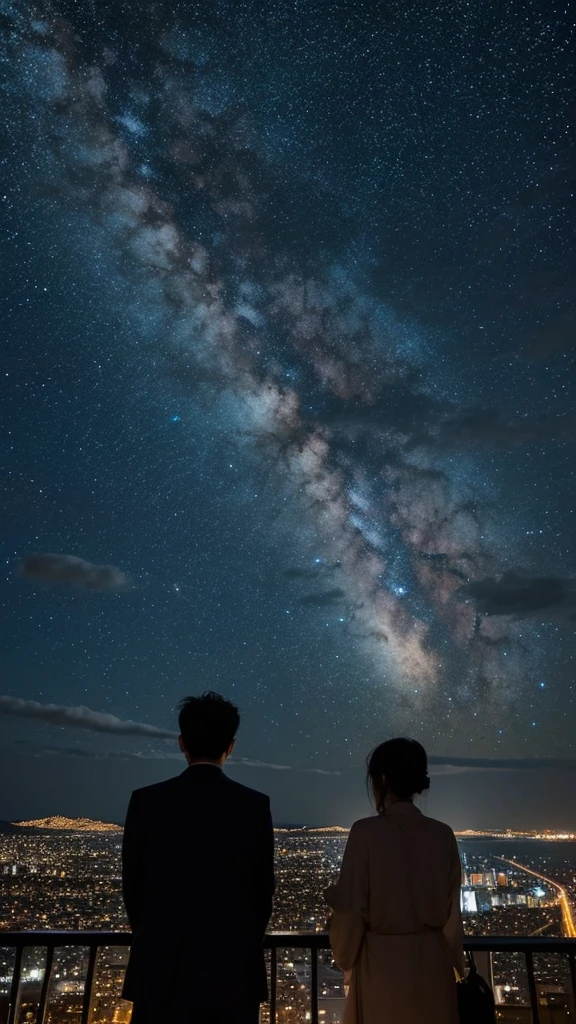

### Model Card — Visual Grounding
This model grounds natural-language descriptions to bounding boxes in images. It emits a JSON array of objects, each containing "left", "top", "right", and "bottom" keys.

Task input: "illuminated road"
[{"left": 497, "top": 856, "right": 576, "bottom": 938}]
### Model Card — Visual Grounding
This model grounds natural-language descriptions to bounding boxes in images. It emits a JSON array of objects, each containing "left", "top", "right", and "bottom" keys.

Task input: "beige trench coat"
[{"left": 325, "top": 803, "right": 465, "bottom": 1024}]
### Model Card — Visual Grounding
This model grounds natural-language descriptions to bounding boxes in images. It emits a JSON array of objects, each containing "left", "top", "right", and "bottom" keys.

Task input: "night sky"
[{"left": 1, "top": 0, "right": 575, "bottom": 828}]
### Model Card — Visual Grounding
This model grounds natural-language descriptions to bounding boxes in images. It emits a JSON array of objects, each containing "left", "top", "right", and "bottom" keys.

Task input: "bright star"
[{"left": 171, "top": 414, "right": 181, "bottom": 422}]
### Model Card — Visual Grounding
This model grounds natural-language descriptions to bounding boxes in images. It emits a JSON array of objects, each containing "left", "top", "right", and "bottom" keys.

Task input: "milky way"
[{"left": 1, "top": 0, "right": 575, "bottom": 773}]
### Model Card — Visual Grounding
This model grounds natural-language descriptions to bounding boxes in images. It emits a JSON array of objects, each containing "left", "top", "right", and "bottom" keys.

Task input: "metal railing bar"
[
  {"left": 1, "top": 931, "right": 576, "bottom": 954},
  {"left": 80, "top": 943, "right": 98, "bottom": 1024},
  {"left": 569, "top": 951, "right": 576, "bottom": 1013},
  {"left": 524, "top": 950, "right": 540, "bottom": 1024},
  {"left": 310, "top": 944, "right": 319, "bottom": 1024},
  {"left": 269, "top": 945, "right": 277, "bottom": 1024},
  {"left": 6, "top": 943, "right": 23, "bottom": 1024},
  {"left": 36, "top": 943, "right": 54, "bottom": 1024}
]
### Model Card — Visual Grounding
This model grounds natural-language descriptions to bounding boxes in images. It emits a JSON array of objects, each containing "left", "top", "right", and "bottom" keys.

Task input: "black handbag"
[{"left": 457, "top": 952, "right": 496, "bottom": 1023}]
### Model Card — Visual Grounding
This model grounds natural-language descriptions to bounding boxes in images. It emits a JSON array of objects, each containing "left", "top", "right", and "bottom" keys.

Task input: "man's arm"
[{"left": 122, "top": 790, "right": 145, "bottom": 932}]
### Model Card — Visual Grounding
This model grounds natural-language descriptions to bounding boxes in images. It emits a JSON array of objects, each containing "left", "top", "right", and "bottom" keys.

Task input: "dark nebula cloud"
[
  {"left": 282, "top": 563, "right": 340, "bottom": 580},
  {"left": 428, "top": 408, "right": 576, "bottom": 450},
  {"left": 282, "top": 568, "right": 325, "bottom": 581},
  {"left": 296, "top": 588, "right": 346, "bottom": 607},
  {"left": 458, "top": 572, "right": 576, "bottom": 620},
  {"left": 307, "top": 388, "right": 576, "bottom": 452},
  {"left": 20, "top": 554, "right": 130, "bottom": 591}
]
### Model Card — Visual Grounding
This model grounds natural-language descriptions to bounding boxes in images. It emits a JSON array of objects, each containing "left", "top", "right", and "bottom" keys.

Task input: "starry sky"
[{"left": 1, "top": 0, "right": 575, "bottom": 827}]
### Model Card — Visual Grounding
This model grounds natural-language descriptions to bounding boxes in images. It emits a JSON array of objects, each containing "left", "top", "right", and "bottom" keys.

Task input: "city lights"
[{"left": 1, "top": 822, "right": 576, "bottom": 1021}]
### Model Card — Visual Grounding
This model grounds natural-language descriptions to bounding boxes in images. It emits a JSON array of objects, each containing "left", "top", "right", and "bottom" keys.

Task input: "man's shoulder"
[
  {"left": 131, "top": 774, "right": 183, "bottom": 803},
  {"left": 129, "top": 772, "right": 270, "bottom": 809},
  {"left": 223, "top": 775, "right": 270, "bottom": 808}
]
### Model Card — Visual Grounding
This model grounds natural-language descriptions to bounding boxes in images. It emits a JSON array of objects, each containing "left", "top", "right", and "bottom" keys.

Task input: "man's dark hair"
[{"left": 178, "top": 691, "right": 240, "bottom": 760}]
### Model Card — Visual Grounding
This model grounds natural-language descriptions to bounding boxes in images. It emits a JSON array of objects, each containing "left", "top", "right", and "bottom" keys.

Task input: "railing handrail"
[{"left": 1, "top": 929, "right": 576, "bottom": 953}]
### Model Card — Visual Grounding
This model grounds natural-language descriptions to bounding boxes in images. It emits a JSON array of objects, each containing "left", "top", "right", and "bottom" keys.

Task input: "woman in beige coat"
[{"left": 325, "top": 738, "right": 465, "bottom": 1024}]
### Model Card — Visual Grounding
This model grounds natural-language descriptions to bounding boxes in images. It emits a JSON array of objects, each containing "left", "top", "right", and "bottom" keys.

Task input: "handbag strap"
[{"left": 465, "top": 949, "right": 477, "bottom": 973}]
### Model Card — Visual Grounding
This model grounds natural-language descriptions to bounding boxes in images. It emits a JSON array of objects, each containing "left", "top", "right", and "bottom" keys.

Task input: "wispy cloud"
[
  {"left": 0, "top": 696, "right": 177, "bottom": 739},
  {"left": 20, "top": 553, "right": 130, "bottom": 591}
]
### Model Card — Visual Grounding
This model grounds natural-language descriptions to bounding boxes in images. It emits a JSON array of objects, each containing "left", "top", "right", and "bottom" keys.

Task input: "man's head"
[{"left": 178, "top": 691, "right": 240, "bottom": 765}]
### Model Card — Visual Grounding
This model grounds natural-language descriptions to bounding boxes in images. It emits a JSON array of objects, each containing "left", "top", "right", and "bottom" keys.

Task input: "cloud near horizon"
[
  {"left": 1, "top": 742, "right": 344, "bottom": 774},
  {"left": 2, "top": 718, "right": 575, "bottom": 777},
  {"left": 427, "top": 754, "right": 576, "bottom": 774}
]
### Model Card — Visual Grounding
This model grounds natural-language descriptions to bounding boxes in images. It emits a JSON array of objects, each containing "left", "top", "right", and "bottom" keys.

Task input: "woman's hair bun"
[{"left": 367, "top": 738, "right": 430, "bottom": 808}]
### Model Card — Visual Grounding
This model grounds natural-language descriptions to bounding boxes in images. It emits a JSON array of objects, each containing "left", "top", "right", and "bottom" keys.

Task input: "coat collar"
[{"left": 384, "top": 801, "right": 422, "bottom": 817}]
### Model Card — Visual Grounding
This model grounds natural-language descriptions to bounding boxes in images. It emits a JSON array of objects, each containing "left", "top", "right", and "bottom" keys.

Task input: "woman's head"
[{"left": 367, "top": 737, "right": 430, "bottom": 812}]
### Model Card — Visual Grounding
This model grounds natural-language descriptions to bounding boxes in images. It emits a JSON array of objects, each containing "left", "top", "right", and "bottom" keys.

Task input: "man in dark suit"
[{"left": 122, "top": 691, "right": 275, "bottom": 1024}]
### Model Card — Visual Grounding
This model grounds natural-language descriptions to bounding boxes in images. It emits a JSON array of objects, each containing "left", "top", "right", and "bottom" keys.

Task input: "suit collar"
[
  {"left": 181, "top": 764, "right": 227, "bottom": 783},
  {"left": 185, "top": 761, "right": 224, "bottom": 768}
]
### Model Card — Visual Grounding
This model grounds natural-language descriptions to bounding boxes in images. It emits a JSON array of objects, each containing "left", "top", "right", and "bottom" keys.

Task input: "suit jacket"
[{"left": 121, "top": 764, "right": 275, "bottom": 1011}]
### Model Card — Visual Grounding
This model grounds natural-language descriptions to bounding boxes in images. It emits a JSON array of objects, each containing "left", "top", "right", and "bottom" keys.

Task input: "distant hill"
[
  {"left": 2, "top": 816, "right": 122, "bottom": 833},
  {"left": 275, "top": 824, "right": 349, "bottom": 833},
  {"left": 0, "top": 817, "right": 349, "bottom": 835}
]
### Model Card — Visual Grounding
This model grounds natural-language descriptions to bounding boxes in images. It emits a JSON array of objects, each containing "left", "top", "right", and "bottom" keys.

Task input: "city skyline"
[{"left": 2, "top": 826, "right": 576, "bottom": 1020}]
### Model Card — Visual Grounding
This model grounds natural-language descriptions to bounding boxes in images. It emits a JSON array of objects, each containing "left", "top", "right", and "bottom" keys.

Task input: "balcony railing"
[{"left": 1, "top": 931, "right": 576, "bottom": 1024}]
